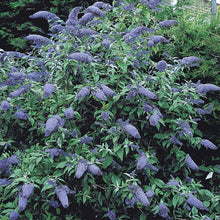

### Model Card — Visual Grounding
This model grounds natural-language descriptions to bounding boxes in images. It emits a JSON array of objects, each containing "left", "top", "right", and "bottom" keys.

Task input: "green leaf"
[{"left": 103, "top": 155, "right": 113, "bottom": 169}]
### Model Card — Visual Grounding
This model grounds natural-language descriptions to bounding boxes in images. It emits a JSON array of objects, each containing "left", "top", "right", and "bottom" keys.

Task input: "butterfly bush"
[
  {"left": 98, "top": 84, "right": 117, "bottom": 97},
  {"left": 78, "top": 13, "right": 95, "bottom": 26},
  {"left": 54, "top": 187, "right": 69, "bottom": 208},
  {"left": 86, "top": 6, "right": 106, "bottom": 17},
  {"left": 18, "top": 193, "right": 28, "bottom": 211},
  {"left": 169, "top": 135, "right": 183, "bottom": 145},
  {"left": 21, "top": 183, "right": 34, "bottom": 198},
  {"left": 145, "top": 189, "right": 155, "bottom": 198},
  {"left": 0, "top": 178, "right": 13, "bottom": 186}
]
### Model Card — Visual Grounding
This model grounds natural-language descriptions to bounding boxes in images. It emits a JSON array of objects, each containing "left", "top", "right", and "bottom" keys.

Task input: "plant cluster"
[{"left": 0, "top": 0, "right": 219, "bottom": 219}]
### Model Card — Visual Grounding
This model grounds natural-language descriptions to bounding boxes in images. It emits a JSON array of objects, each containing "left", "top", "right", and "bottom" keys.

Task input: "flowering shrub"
[{"left": 0, "top": 0, "right": 219, "bottom": 219}]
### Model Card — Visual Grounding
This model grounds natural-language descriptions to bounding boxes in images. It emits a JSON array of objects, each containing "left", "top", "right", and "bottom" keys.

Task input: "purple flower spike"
[
  {"left": 54, "top": 188, "right": 69, "bottom": 208},
  {"left": 137, "top": 84, "right": 157, "bottom": 99},
  {"left": 80, "top": 136, "right": 93, "bottom": 145},
  {"left": 178, "top": 120, "right": 192, "bottom": 136},
  {"left": 43, "top": 83, "right": 55, "bottom": 98},
  {"left": 101, "top": 111, "right": 110, "bottom": 121},
  {"left": 200, "top": 139, "right": 217, "bottom": 150},
  {"left": 149, "top": 114, "right": 160, "bottom": 126},
  {"left": 10, "top": 210, "right": 19, "bottom": 220},
  {"left": 18, "top": 192, "right": 28, "bottom": 211},
  {"left": 78, "top": 13, "right": 95, "bottom": 26},
  {"left": 68, "top": 52, "right": 93, "bottom": 63},
  {"left": 126, "top": 88, "right": 137, "bottom": 99},
  {"left": 1, "top": 100, "right": 11, "bottom": 111},
  {"left": 66, "top": 6, "right": 83, "bottom": 26},
  {"left": 76, "top": 86, "right": 90, "bottom": 100},
  {"left": 75, "top": 160, "right": 88, "bottom": 179},
  {"left": 92, "top": 88, "right": 107, "bottom": 101},
  {"left": 65, "top": 107, "right": 74, "bottom": 119},
  {"left": 196, "top": 83, "right": 220, "bottom": 94},
  {"left": 156, "top": 60, "right": 167, "bottom": 72},
  {"left": 14, "top": 110, "right": 29, "bottom": 120},
  {"left": 158, "top": 203, "right": 169, "bottom": 218},
  {"left": 159, "top": 20, "right": 178, "bottom": 28},
  {"left": 166, "top": 180, "right": 179, "bottom": 187},
  {"left": 187, "top": 193, "right": 209, "bottom": 211},
  {"left": 136, "top": 153, "right": 148, "bottom": 170},
  {"left": 87, "top": 164, "right": 103, "bottom": 176},
  {"left": 130, "top": 185, "right": 150, "bottom": 207},
  {"left": 21, "top": 183, "right": 34, "bottom": 198},
  {"left": 179, "top": 56, "right": 204, "bottom": 67},
  {"left": 86, "top": 6, "right": 106, "bottom": 17},
  {"left": 169, "top": 135, "right": 183, "bottom": 145},
  {"left": 145, "top": 189, "right": 155, "bottom": 198},
  {"left": 45, "top": 117, "right": 59, "bottom": 137},
  {"left": 107, "top": 209, "right": 116, "bottom": 220},
  {"left": 185, "top": 155, "right": 199, "bottom": 170},
  {"left": 123, "top": 124, "right": 141, "bottom": 139},
  {"left": 99, "top": 84, "right": 116, "bottom": 96}
]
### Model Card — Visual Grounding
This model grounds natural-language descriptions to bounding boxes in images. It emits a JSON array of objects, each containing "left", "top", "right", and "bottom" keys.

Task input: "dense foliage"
[{"left": 0, "top": 0, "right": 219, "bottom": 219}]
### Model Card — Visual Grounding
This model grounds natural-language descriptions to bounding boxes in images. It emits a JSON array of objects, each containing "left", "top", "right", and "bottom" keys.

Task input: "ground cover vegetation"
[{"left": 0, "top": 0, "right": 219, "bottom": 219}]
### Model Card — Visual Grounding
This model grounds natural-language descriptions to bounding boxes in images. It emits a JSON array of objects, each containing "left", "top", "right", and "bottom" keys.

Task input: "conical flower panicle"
[
  {"left": 65, "top": 107, "right": 74, "bottom": 119},
  {"left": 158, "top": 203, "right": 169, "bottom": 218},
  {"left": 200, "top": 139, "right": 217, "bottom": 150},
  {"left": 75, "top": 160, "right": 88, "bottom": 179},
  {"left": 76, "top": 86, "right": 90, "bottom": 100},
  {"left": 68, "top": 52, "right": 93, "bottom": 63},
  {"left": 123, "top": 124, "right": 141, "bottom": 139},
  {"left": 18, "top": 191, "right": 29, "bottom": 212},
  {"left": 54, "top": 188, "right": 69, "bottom": 208},
  {"left": 185, "top": 155, "right": 199, "bottom": 170},
  {"left": 87, "top": 164, "right": 103, "bottom": 176},
  {"left": 136, "top": 153, "right": 148, "bottom": 170},
  {"left": 45, "top": 117, "right": 59, "bottom": 137},
  {"left": 137, "top": 84, "right": 157, "bottom": 99},
  {"left": 187, "top": 193, "right": 209, "bottom": 211},
  {"left": 99, "top": 84, "right": 116, "bottom": 96},
  {"left": 131, "top": 185, "right": 150, "bottom": 207},
  {"left": 149, "top": 114, "right": 160, "bottom": 126},
  {"left": 92, "top": 88, "right": 107, "bottom": 101},
  {"left": 21, "top": 183, "right": 34, "bottom": 198},
  {"left": 66, "top": 6, "right": 83, "bottom": 26}
]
